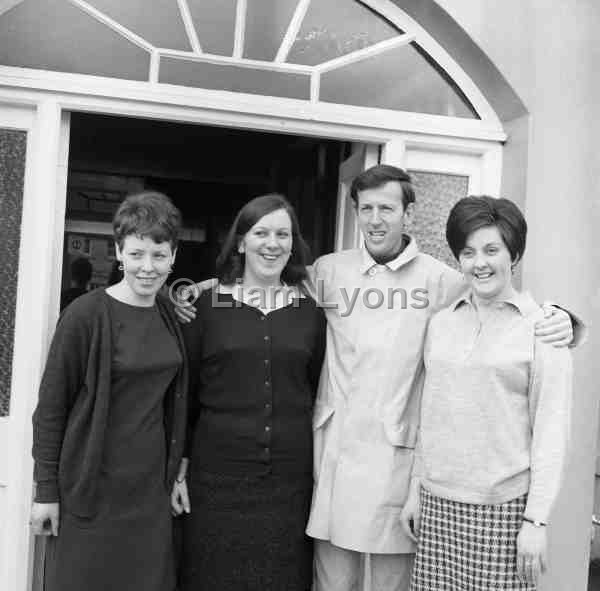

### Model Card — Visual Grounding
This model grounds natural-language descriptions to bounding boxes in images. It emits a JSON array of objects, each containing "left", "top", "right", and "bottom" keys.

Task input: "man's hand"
[
  {"left": 172, "top": 278, "right": 217, "bottom": 323},
  {"left": 534, "top": 304, "right": 573, "bottom": 348},
  {"left": 30, "top": 502, "right": 59, "bottom": 536}
]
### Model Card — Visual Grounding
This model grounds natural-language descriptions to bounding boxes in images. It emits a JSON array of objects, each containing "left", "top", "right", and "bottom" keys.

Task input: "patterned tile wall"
[
  {"left": 406, "top": 170, "right": 469, "bottom": 270},
  {"left": 0, "top": 129, "right": 26, "bottom": 416}
]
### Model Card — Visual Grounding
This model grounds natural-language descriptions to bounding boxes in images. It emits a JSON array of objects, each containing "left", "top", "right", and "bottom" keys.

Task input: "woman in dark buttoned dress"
[
  {"left": 31, "top": 191, "right": 187, "bottom": 591},
  {"left": 173, "top": 194, "right": 325, "bottom": 591}
]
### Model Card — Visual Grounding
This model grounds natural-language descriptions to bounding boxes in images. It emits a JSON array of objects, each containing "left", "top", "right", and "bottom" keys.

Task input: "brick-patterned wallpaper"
[
  {"left": 0, "top": 129, "right": 26, "bottom": 416},
  {"left": 406, "top": 170, "right": 469, "bottom": 270}
]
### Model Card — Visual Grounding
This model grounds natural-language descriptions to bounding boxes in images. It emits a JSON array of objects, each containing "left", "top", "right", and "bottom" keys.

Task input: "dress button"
[
  {"left": 265, "top": 425, "right": 271, "bottom": 432},
  {"left": 264, "top": 335, "right": 270, "bottom": 342},
  {"left": 261, "top": 316, "right": 266, "bottom": 321},
  {"left": 264, "top": 359, "right": 269, "bottom": 365},
  {"left": 265, "top": 381, "right": 270, "bottom": 387},
  {"left": 265, "top": 403, "right": 271, "bottom": 410},
  {"left": 368, "top": 267, "right": 377, "bottom": 276},
  {"left": 171, "top": 438, "right": 176, "bottom": 445}
]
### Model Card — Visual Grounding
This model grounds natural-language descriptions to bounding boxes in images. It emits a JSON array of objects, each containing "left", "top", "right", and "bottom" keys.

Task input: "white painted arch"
[{"left": 0, "top": 0, "right": 504, "bottom": 133}]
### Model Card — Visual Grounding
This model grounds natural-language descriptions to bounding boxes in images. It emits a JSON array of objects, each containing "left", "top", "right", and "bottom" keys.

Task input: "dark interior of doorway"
[{"left": 62, "top": 112, "right": 345, "bottom": 292}]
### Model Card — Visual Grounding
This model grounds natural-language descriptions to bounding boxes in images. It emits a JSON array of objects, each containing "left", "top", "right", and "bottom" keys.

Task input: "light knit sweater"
[{"left": 414, "top": 290, "right": 572, "bottom": 523}]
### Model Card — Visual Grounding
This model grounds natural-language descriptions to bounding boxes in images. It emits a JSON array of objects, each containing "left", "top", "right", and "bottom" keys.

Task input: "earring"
[{"left": 118, "top": 263, "right": 124, "bottom": 271}]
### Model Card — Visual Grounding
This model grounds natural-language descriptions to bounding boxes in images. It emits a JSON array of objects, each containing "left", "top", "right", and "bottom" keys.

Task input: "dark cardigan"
[{"left": 32, "top": 288, "right": 188, "bottom": 517}]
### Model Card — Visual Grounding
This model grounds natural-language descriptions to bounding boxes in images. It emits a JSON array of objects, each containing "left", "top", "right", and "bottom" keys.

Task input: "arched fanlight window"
[{"left": 0, "top": 0, "right": 483, "bottom": 120}]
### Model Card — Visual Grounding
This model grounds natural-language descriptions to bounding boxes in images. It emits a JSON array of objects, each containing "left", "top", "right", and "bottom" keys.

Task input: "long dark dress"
[
  {"left": 180, "top": 290, "right": 326, "bottom": 591},
  {"left": 44, "top": 297, "right": 182, "bottom": 591}
]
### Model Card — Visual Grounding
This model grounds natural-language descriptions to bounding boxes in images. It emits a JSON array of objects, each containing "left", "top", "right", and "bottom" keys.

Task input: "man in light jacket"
[{"left": 305, "top": 164, "right": 576, "bottom": 591}]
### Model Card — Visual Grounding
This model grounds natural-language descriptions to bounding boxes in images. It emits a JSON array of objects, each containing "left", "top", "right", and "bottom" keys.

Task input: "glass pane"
[
  {"left": 405, "top": 170, "right": 469, "bottom": 269},
  {"left": 86, "top": 0, "right": 191, "bottom": 51},
  {"left": 287, "top": 0, "right": 400, "bottom": 66},
  {"left": 320, "top": 42, "right": 478, "bottom": 118},
  {"left": 187, "top": 0, "right": 237, "bottom": 56},
  {"left": 0, "top": 128, "right": 27, "bottom": 416},
  {"left": 244, "top": 0, "right": 298, "bottom": 61},
  {"left": 0, "top": 0, "right": 150, "bottom": 81},
  {"left": 160, "top": 57, "right": 310, "bottom": 100}
]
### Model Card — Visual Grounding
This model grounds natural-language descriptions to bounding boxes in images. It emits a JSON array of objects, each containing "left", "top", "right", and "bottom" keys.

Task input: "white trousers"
[{"left": 314, "top": 540, "right": 414, "bottom": 591}]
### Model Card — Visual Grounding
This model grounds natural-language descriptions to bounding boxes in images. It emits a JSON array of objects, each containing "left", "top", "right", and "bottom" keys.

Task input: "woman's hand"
[
  {"left": 171, "top": 480, "right": 191, "bottom": 516},
  {"left": 400, "top": 482, "right": 421, "bottom": 543},
  {"left": 30, "top": 502, "right": 59, "bottom": 536},
  {"left": 516, "top": 521, "right": 547, "bottom": 585},
  {"left": 171, "top": 458, "right": 190, "bottom": 515}
]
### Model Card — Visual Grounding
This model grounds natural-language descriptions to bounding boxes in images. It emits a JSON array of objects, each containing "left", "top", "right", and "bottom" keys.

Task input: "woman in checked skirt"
[{"left": 402, "top": 196, "right": 573, "bottom": 590}]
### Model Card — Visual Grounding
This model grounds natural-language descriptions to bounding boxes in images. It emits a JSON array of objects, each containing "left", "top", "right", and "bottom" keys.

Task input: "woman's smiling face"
[
  {"left": 116, "top": 234, "right": 175, "bottom": 301},
  {"left": 239, "top": 208, "right": 293, "bottom": 286},
  {"left": 459, "top": 225, "right": 514, "bottom": 302}
]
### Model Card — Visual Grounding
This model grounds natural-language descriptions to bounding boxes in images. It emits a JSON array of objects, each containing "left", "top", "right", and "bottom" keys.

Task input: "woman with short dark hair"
[
  {"left": 403, "top": 195, "right": 572, "bottom": 590},
  {"left": 174, "top": 193, "right": 325, "bottom": 591},
  {"left": 31, "top": 191, "right": 187, "bottom": 591}
]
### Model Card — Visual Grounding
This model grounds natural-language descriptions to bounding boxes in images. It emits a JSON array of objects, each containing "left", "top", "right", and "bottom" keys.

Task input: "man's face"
[{"left": 355, "top": 181, "right": 413, "bottom": 261}]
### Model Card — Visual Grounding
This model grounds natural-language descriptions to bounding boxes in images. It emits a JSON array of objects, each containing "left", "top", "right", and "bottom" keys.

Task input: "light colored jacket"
[{"left": 305, "top": 240, "right": 464, "bottom": 553}]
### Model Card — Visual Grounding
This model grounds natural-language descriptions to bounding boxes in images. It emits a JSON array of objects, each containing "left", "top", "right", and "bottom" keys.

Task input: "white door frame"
[
  {"left": 0, "top": 83, "right": 503, "bottom": 591},
  {"left": 0, "top": 100, "right": 70, "bottom": 591},
  {"left": 335, "top": 143, "right": 380, "bottom": 251}
]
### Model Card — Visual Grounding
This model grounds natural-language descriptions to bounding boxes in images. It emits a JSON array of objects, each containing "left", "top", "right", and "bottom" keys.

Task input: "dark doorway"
[{"left": 62, "top": 112, "right": 345, "bottom": 292}]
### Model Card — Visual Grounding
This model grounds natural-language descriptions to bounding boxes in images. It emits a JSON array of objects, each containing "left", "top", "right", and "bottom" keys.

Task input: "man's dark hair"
[{"left": 350, "top": 164, "right": 415, "bottom": 209}]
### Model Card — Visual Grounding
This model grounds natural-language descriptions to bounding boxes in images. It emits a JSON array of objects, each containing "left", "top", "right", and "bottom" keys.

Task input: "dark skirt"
[
  {"left": 411, "top": 488, "right": 535, "bottom": 591},
  {"left": 179, "top": 469, "right": 313, "bottom": 591},
  {"left": 44, "top": 498, "right": 174, "bottom": 591}
]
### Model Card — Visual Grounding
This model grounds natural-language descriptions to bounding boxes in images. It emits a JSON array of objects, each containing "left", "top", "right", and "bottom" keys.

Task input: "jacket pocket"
[
  {"left": 312, "top": 403, "right": 335, "bottom": 430},
  {"left": 383, "top": 419, "right": 418, "bottom": 448}
]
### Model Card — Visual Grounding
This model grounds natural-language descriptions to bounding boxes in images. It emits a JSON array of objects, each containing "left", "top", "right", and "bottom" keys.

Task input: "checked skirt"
[{"left": 410, "top": 488, "right": 536, "bottom": 591}]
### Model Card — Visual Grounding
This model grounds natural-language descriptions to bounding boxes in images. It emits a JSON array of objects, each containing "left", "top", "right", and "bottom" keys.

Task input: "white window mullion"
[
  {"left": 310, "top": 71, "right": 320, "bottom": 103},
  {"left": 233, "top": 0, "right": 248, "bottom": 58},
  {"left": 275, "top": 0, "right": 311, "bottom": 63},
  {"left": 176, "top": 0, "right": 202, "bottom": 54},
  {"left": 149, "top": 51, "right": 160, "bottom": 83},
  {"left": 315, "top": 34, "right": 414, "bottom": 74},
  {"left": 67, "top": 0, "right": 154, "bottom": 52},
  {"left": 157, "top": 49, "right": 313, "bottom": 75}
]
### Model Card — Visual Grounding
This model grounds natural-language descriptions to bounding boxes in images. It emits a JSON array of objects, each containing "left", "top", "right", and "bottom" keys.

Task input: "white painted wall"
[{"left": 434, "top": 1, "right": 600, "bottom": 588}]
